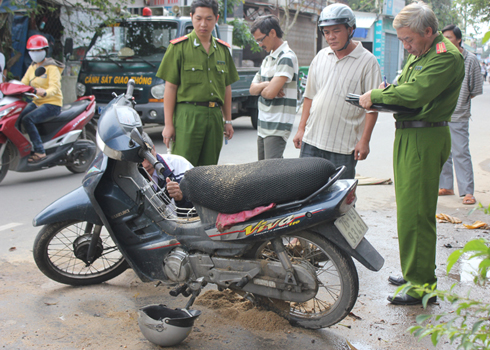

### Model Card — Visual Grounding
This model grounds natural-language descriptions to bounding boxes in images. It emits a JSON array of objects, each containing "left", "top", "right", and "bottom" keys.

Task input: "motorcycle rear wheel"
[
  {"left": 33, "top": 220, "right": 128, "bottom": 286},
  {"left": 66, "top": 124, "right": 97, "bottom": 174},
  {"left": 250, "top": 231, "right": 359, "bottom": 329}
]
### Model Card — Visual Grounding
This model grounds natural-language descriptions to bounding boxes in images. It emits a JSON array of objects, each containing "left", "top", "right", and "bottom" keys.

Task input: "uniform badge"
[
  {"left": 436, "top": 42, "right": 447, "bottom": 54},
  {"left": 415, "top": 66, "right": 423, "bottom": 71},
  {"left": 170, "top": 36, "right": 189, "bottom": 45}
]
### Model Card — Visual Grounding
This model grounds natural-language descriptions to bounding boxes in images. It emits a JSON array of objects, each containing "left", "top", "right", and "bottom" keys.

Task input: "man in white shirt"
[
  {"left": 293, "top": 3, "right": 381, "bottom": 179},
  {"left": 249, "top": 15, "right": 298, "bottom": 160}
]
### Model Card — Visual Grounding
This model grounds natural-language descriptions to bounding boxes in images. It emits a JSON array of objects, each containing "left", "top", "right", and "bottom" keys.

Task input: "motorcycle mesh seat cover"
[{"left": 180, "top": 157, "right": 336, "bottom": 214}]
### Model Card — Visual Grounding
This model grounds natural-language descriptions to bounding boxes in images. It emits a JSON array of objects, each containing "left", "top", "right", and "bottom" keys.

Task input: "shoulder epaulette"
[
  {"left": 216, "top": 38, "right": 231, "bottom": 48},
  {"left": 170, "top": 36, "right": 189, "bottom": 45},
  {"left": 436, "top": 42, "right": 447, "bottom": 54}
]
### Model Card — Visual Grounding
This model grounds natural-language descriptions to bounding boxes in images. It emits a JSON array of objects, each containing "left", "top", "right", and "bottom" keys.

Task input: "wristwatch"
[{"left": 224, "top": 120, "right": 232, "bottom": 124}]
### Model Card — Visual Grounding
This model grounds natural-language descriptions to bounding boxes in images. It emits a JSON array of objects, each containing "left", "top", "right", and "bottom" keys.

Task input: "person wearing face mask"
[{"left": 20, "top": 35, "right": 64, "bottom": 163}]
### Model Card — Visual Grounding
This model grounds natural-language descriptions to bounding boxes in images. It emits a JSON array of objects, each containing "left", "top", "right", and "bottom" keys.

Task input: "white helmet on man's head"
[{"left": 318, "top": 3, "right": 356, "bottom": 30}]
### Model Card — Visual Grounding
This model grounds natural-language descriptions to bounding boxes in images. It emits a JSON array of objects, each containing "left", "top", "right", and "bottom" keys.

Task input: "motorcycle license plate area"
[{"left": 334, "top": 208, "right": 368, "bottom": 249}]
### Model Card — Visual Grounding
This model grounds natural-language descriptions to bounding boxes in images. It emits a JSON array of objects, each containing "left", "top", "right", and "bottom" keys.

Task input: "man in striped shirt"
[
  {"left": 438, "top": 25, "right": 483, "bottom": 205},
  {"left": 293, "top": 4, "right": 381, "bottom": 179},
  {"left": 250, "top": 15, "right": 298, "bottom": 160}
]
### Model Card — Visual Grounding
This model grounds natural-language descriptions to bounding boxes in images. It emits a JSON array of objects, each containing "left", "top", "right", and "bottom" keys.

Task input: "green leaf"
[
  {"left": 463, "top": 239, "right": 489, "bottom": 253},
  {"left": 471, "top": 320, "right": 484, "bottom": 334},
  {"left": 431, "top": 331, "right": 440, "bottom": 346},
  {"left": 416, "top": 314, "right": 433, "bottom": 323},
  {"left": 447, "top": 249, "right": 464, "bottom": 273},
  {"left": 483, "top": 31, "right": 490, "bottom": 44}
]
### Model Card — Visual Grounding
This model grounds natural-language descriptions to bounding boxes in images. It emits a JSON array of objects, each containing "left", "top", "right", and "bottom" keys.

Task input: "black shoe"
[
  {"left": 388, "top": 275, "right": 407, "bottom": 286},
  {"left": 387, "top": 294, "right": 437, "bottom": 305}
]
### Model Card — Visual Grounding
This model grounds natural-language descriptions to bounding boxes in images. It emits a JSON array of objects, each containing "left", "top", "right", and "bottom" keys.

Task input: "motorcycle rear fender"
[
  {"left": 309, "top": 222, "right": 384, "bottom": 272},
  {"left": 53, "top": 96, "right": 95, "bottom": 139},
  {"left": 33, "top": 186, "right": 103, "bottom": 227}
]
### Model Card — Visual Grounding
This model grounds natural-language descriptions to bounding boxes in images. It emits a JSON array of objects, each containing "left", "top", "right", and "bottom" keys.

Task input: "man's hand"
[
  {"left": 166, "top": 178, "right": 183, "bottom": 201},
  {"left": 354, "top": 139, "right": 370, "bottom": 160},
  {"left": 293, "top": 129, "right": 304, "bottom": 149},
  {"left": 359, "top": 90, "right": 373, "bottom": 109},
  {"left": 276, "top": 88, "right": 285, "bottom": 98},
  {"left": 224, "top": 123, "right": 234, "bottom": 140},
  {"left": 162, "top": 125, "right": 175, "bottom": 148},
  {"left": 379, "top": 82, "right": 390, "bottom": 89}
]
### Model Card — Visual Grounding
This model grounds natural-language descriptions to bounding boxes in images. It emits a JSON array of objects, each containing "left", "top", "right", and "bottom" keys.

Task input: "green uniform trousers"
[
  {"left": 172, "top": 103, "right": 224, "bottom": 167},
  {"left": 393, "top": 126, "right": 451, "bottom": 298}
]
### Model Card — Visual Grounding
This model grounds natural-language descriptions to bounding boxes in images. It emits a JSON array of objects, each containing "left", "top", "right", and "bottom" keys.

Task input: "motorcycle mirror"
[
  {"left": 64, "top": 38, "right": 74, "bottom": 59},
  {"left": 130, "top": 128, "right": 148, "bottom": 150},
  {"left": 35, "top": 67, "right": 46, "bottom": 77}
]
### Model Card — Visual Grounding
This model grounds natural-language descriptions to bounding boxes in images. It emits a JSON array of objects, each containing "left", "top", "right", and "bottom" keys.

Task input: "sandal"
[
  {"left": 28, "top": 153, "right": 46, "bottom": 163},
  {"left": 439, "top": 188, "right": 454, "bottom": 196},
  {"left": 463, "top": 194, "right": 476, "bottom": 205}
]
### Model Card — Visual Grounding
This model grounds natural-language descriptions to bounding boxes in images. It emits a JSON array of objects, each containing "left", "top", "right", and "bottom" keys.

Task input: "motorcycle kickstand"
[
  {"left": 184, "top": 289, "right": 201, "bottom": 310},
  {"left": 183, "top": 277, "right": 205, "bottom": 310}
]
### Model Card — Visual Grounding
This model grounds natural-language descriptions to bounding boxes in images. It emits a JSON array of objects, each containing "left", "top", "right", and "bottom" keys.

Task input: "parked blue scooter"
[{"left": 32, "top": 80, "right": 384, "bottom": 329}]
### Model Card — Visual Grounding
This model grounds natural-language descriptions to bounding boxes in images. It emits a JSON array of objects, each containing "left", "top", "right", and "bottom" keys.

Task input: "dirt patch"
[
  {"left": 195, "top": 289, "right": 291, "bottom": 332},
  {"left": 0, "top": 260, "right": 347, "bottom": 349}
]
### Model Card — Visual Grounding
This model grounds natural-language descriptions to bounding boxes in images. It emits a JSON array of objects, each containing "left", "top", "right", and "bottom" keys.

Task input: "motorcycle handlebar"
[
  {"left": 125, "top": 79, "right": 136, "bottom": 99},
  {"left": 139, "top": 148, "right": 176, "bottom": 182}
]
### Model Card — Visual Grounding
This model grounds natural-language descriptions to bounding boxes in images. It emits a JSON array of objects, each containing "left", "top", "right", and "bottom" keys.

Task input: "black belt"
[
  {"left": 182, "top": 101, "right": 221, "bottom": 108},
  {"left": 395, "top": 121, "right": 448, "bottom": 129}
]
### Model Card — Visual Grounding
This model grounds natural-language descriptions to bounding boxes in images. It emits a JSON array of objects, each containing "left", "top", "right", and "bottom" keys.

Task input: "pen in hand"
[{"left": 383, "top": 76, "right": 387, "bottom": 88}]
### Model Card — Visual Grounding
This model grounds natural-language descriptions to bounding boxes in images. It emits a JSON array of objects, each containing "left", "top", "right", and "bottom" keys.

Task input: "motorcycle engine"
[{"left": 163, "top": 248, "right": 192, "bottom": 282}]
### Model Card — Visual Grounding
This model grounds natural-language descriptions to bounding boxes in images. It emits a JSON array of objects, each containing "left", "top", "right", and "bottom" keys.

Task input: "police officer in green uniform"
[
  {"left": 156, "top": 0, "right": 239, "bottom": 166},
  {"left": 359, "top": 1, "right": 464, "bottom": 305}
]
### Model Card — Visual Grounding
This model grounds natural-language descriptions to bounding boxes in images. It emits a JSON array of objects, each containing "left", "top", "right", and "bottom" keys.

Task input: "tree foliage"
[
  {"left": 348, "top": 0, "right": 378, "bottom": 13},
  {"left": 228, "top": 18, "right": 261, "bottom": 52}
]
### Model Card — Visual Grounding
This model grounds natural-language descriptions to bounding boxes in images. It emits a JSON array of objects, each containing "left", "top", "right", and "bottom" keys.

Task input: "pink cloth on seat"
[{"left": 216, "top": 203, "right": 276, "bottom": 232}]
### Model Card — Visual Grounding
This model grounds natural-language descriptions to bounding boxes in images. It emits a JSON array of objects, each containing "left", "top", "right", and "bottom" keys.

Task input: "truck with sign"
[{"left": 73, "top": 12, "right": 259, "bottom": 128}]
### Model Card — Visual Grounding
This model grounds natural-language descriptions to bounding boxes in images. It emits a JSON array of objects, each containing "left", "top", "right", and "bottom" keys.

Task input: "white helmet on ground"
[{"left": 138, "top": 304, "right": 201, "bottom": 347}]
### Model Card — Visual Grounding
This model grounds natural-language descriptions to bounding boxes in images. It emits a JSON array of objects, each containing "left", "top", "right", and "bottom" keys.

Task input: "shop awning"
[{"left": 353, "top": 11, "right": 377, "bottom": 38}]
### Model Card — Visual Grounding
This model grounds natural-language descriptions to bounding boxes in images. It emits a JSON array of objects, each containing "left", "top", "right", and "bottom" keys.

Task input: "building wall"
[{"left": 284, "top": 13, "right": 318, "bottom": 67}]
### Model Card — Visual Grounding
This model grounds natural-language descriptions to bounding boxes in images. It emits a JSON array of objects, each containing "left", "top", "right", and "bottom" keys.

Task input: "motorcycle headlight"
[
  {"left": 77, "top": 83, "right": 86, "bottom": 97},
  {"left": 150, "top": 83, "right": 165, "bottom": 99},
  {"left": 0, "top": 106, "right": 16, "bottom": 119},
  {"left": 96, "top": 131, "right": 122, "bottom": 160}
]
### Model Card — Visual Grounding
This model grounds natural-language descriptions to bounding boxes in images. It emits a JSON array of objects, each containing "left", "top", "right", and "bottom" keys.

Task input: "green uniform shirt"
[
  {"left": 371, "top": 33, "right": 464, "bottom": 122},
  {"left": 156, "top": 30, "right": 239, "bottom": 106}
]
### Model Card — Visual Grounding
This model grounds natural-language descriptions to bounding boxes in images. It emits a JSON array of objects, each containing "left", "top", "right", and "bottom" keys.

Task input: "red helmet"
[
  {"left": 27, "top": 35, "right": 49, "bottom": 50},
  {"left": 142, "top": 7, "right": 152, "bottom": 16}
]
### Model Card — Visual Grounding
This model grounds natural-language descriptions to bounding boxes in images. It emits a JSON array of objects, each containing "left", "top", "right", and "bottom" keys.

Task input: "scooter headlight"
[
  {"left": 96, "top": 131, "right": 122, "bottom": 160},
  {"left": 150, "top": 83, "right": 165, "bottom": 99},
  {"left": 77, "top": 83, "right": 86, "bottom": 97},
  {"left": 0, "top": 106, "right": 16, "bottom": 120}
]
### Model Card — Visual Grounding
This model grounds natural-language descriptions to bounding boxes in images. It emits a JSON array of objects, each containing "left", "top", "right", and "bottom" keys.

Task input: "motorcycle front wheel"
[
  {"left": 250, "top": 230, "right": 359, "bottom": 329},
  {"left": 33, "top": 220, "right": 128, "bottom": 286}
]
